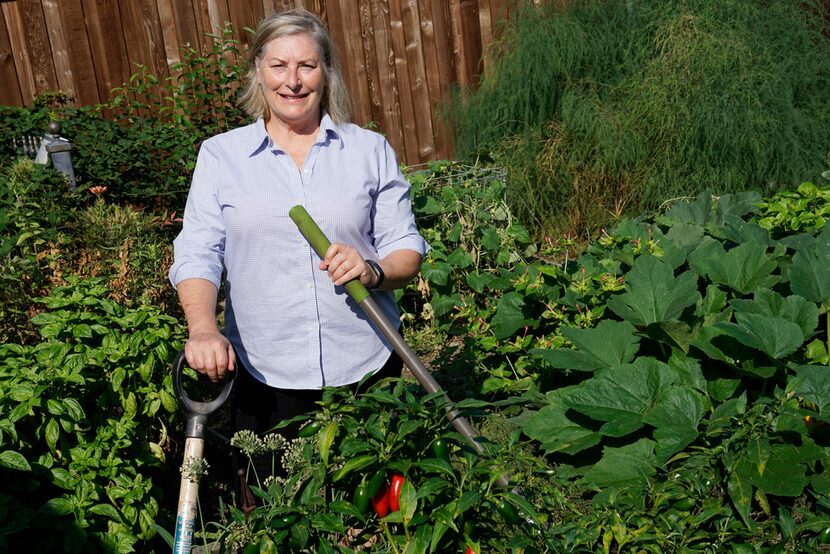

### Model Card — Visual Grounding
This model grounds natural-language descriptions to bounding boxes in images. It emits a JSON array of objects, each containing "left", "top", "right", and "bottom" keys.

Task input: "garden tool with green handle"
[{"left": 289, "top": 204, "right": 511, "bottom": 488}]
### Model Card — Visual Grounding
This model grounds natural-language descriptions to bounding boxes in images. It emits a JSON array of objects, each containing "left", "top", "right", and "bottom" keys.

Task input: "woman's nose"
[{"left": 286, "top": 66, "right": 301, "bottom": 88}]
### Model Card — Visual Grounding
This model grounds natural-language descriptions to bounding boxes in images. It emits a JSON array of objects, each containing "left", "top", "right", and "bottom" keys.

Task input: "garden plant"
[{"left": 1, "top": 0, "right": 830, "bottom": 552}]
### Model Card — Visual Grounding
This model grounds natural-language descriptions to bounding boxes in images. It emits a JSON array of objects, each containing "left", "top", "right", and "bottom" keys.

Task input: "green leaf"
[
  {"left": 644, "top": 386, "right": 704, "bottom": 463},
  {"left": 45, "top": 419, "right": 60, "bottom": 450},
  {"left": 318, "top": 421, "right": 338, "bottom": 466},
  {"left": 563, "top": 358, "right": 677, "bottom": 437},
  {"left": 50, "top": 468, "right": 75, "bottom": 488},
  {"left": 466, "top": 271, "right": 493, "bottom": 293},
  {"left": 715, "top": 312, "right": 804, "bottom": 359},
  {"left": 606, "top": 255, "right": 699, "bottom": 325},
  {"left": 62, "top": 398, "right": 85, "bottom": 422},
  {"left": 748, "top": 445, "right": 810, "bottom": 497},
  {"left": 491, "top": 292, "right": 535, "bottom": 339},
  {"left": 531, "top": 320, "right": 639, "bottom": 372},
  {"left": 794, "top": 365, "right": 830, "bottom": 416},
  {"left": 730, "top": 288, "right": 819, "bottom": 338},
  {"left": 421, "top": 262, "right": 452, "bottom": 286},
  {"left": 447, "top": 248, "right": 473, "bottom": 269},
  {"left": 789, "top": 243, "right": 830, "bottom": 305},
  {"left": 728, "top": 459, "right": 754, "bottom": 527},
  {"left": 46, "top": 399, "right": 65, "bottom": 416},
  {"left": 90, "top": 503, "right": 122, "bottom": 521},
  {"left": 453, "top": 490, "right": 481, "bottom": 517},
  {"left": 40, "top": 497, "right": 74, "bottom": 516},
  {"left": 332, "top": 455, "right": 376, "bottom": 481},
  {"left": 688, "top": 239, "right": 778, "bottom": 294},
  {"left": 520, "top": 393, "right": 601, "bottom": 455},
  {"left": 0, "top": 450, "right": 31, "bottom": 471},
  {"left": 667, "top": 352, "right": 707, "bottom": 391},
  {"left": 413, "top": 459, "right": 455, "bottom": 479},
  {"left": 481, "top": 228, "right": 500, "bottom": 251},
  {"left": 399, "top": 478, "right": 418, "bottom": 525},
  {"left": 579, "top": 439, "right": 657, "bottom": 489}
]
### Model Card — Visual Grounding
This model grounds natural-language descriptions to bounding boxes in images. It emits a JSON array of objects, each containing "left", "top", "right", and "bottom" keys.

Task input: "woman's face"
[{"left": 256, "top": 33, "right": 324, "bottom": 131}]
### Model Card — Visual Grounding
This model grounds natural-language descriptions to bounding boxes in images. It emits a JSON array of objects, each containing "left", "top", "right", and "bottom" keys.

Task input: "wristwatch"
[{"left": 364, "top": 259, "right": 385, "bottom": 289}]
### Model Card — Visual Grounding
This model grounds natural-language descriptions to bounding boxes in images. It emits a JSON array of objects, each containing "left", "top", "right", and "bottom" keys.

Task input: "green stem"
[
  {"left": 381, "top": 522, "right": 401, "bottom": 554},
  {"left": 825, "top": 307, "right": 829, "bottom": 366}
]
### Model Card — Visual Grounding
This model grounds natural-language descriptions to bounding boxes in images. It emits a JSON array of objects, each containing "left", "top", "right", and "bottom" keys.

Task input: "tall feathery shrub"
[{"left": 446, "top": 0, "right": 830, "bottom": 237}]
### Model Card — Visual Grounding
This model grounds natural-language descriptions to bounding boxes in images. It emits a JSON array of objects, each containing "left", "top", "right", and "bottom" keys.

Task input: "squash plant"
[{"left": 520, "top": 188, "right": 830, "bottom": 549}]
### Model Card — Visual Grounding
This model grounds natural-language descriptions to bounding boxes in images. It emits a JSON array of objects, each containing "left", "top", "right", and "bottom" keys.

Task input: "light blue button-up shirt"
[{"left": 169, "top": 114, "right": 428, "bottom": 389}]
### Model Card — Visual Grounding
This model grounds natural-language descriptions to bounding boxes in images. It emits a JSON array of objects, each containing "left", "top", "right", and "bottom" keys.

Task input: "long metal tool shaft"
[{"left": 289, "top": 205, "right": 510, "bottom": 488}]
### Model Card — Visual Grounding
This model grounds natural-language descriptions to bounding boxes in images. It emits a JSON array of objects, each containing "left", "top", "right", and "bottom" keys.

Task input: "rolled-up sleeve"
[
  {"left": 168, "top": 141, "right": 226, "bottom": 289},
  {"left": 371, "top": 138, "right": 429, "bottom": 258}
]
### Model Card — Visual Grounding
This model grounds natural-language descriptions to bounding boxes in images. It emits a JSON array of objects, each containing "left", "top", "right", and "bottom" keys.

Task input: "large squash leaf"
[
  {"left": 644, "top": 386, "right": 704, "bottom": 463},
  {"left": 715, "top": 312, "right": 804, "bottom": 360},
  {"left": 788, "top": 231, "right": 830, "bottom": 306},
  {"left": 793, "top": 365, "right": 830, "bottom": 416},
  {"left": 531, "top": 320, "right": 639, "bottom": 371},
  {"left": 688, "top": 238, "right": 778, "bottom": 294},
  {"left": 563, "top": 357, "right": 676, "bottom": 437},
  {"left": 730, "top": 288, "right": 819, "bottom": 338},
  {"left": 519, "top": 390, "right": 602, "bottom": 455},
  {"left": 606, "top": 255, "right": 699, "bottom": 326},
  {"left": 579, "top": 439, "right": 657, "bottom": 489}
]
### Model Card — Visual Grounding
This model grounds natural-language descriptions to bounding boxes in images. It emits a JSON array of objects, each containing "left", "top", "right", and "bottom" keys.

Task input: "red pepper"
[
  {"left": 388, "top": 472, "right": 405, "bottom": 513},
  {"left": 371, "top": 479, "right": 389, "bottom": 518}
]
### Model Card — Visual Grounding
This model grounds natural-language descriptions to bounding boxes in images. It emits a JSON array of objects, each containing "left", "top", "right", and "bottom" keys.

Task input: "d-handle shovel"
[
  {"left": 289, "top": 205, "right": 510, "bottom": 489},
  {"left": 171, "top": 351, "right": 236, "bottom": 554}
]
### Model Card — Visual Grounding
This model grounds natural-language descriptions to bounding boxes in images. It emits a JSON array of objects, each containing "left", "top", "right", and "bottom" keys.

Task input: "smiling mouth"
[{"left": 279, "top": 92, "right": 309, "bottom": 100}]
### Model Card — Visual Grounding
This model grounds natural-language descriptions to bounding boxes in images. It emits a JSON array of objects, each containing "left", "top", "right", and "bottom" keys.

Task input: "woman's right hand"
[{"left": 184, "top": 329, "right": 236, "bottom": 382}]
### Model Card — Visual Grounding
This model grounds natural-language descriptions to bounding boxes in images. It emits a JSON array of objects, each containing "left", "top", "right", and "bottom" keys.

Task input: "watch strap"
[{"left": 364, "top": 259, "right": 385, "bottom": 289}]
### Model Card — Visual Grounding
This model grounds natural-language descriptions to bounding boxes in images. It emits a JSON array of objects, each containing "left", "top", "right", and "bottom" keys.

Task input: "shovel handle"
[{"left": 289, "top": 205, "right": 369, "bottom": 303}]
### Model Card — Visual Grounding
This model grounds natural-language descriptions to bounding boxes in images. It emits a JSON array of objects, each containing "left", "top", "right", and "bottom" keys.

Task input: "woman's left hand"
[{"left": 320, "top": 243, "right": 377, "bottom": 288}]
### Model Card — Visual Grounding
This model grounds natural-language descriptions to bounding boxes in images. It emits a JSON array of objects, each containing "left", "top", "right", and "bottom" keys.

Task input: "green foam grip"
[{"left": 289, "top": 205, "right": 370, "bottom": 303}]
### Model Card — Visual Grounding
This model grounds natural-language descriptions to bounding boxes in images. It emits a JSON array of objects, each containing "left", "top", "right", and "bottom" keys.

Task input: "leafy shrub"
[
  {"left": 0, "top": 159, "right": 79, "bottom": 343},
  {"left": 0, "top": 278, "right": 185, "bottom": 552},
  {"left": 0, "top": 28, "right": 248, "bottom": 207},
  {"left": 446, "top": 0, "right": 830, "bottom": 237}
]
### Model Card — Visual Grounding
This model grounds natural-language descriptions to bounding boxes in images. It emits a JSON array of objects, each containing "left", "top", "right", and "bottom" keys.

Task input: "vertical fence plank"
[
  {"left": 41, "top": 0, "right": 74, "bottom": 98},
  {"left": 81, "top": 0, "right": 131, "bottom": 103},
  {"left": 117, "top": 0, "right": 169, "bottom": 84},
  {"left": 386, "top": 0, "right": 419, "bottom": 163},
  {"left": 2, "top": 3, "right": 35, "bottom": 105},
  {"left": 156, "top": 0, "right": 183, "bottom": 67},
  {"left": 357, "top": 0, "right": 383, "bottom": 127},
  {"left": 418, "top": 0, "right": 454, "bottom": 160},
  {"left": 326, "top": 0, "right": 372, "bottom": 125},
  {"left": 18, "top": 0, "right": 58, "bottom": 96},
  {"left": 369, "top": 0, "right": 404, "bottom": 158},
  {"left": 0, "top": 6, "right": 24, "bottom": 106},
  {"left": 51, "top": 0, "right": 99, "bottom": 105},
  {"left": 400, "top": 0, "right": 435, "bottom": 161}
]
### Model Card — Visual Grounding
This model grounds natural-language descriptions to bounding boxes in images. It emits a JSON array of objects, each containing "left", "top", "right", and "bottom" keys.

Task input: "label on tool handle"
[{"left": 173, "top": 501, "right": 197, "bottom": 553}]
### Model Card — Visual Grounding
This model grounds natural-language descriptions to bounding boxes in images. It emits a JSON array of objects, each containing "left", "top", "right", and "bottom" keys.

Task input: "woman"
[{"left": 168, "top": 9, "right": 427, "bottom": 474}]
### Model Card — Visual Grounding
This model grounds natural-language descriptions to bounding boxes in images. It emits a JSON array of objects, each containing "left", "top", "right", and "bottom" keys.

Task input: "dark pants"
[{"left": 231, "top": 352, "right": 403, "bottom": 487}]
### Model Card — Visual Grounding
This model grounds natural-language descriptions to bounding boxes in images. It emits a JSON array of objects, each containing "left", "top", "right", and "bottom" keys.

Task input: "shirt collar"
[{"left": 248, "top": 112, "right": 342, "bottom": 157}]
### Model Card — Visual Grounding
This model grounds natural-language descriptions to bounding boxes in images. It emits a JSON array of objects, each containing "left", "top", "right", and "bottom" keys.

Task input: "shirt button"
[{"left": 303, "top": 169, "right": 310, "bottom": 175}]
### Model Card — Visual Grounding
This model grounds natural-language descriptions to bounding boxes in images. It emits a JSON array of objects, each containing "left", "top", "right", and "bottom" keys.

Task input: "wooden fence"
[{"left": 0, "top": 0, "right": 520, "bottom": 164}]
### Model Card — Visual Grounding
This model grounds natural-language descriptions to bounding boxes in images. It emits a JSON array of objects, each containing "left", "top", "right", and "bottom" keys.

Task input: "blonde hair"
[{"left": 238, "top": 9, "right": 352, "bottom": 125}]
